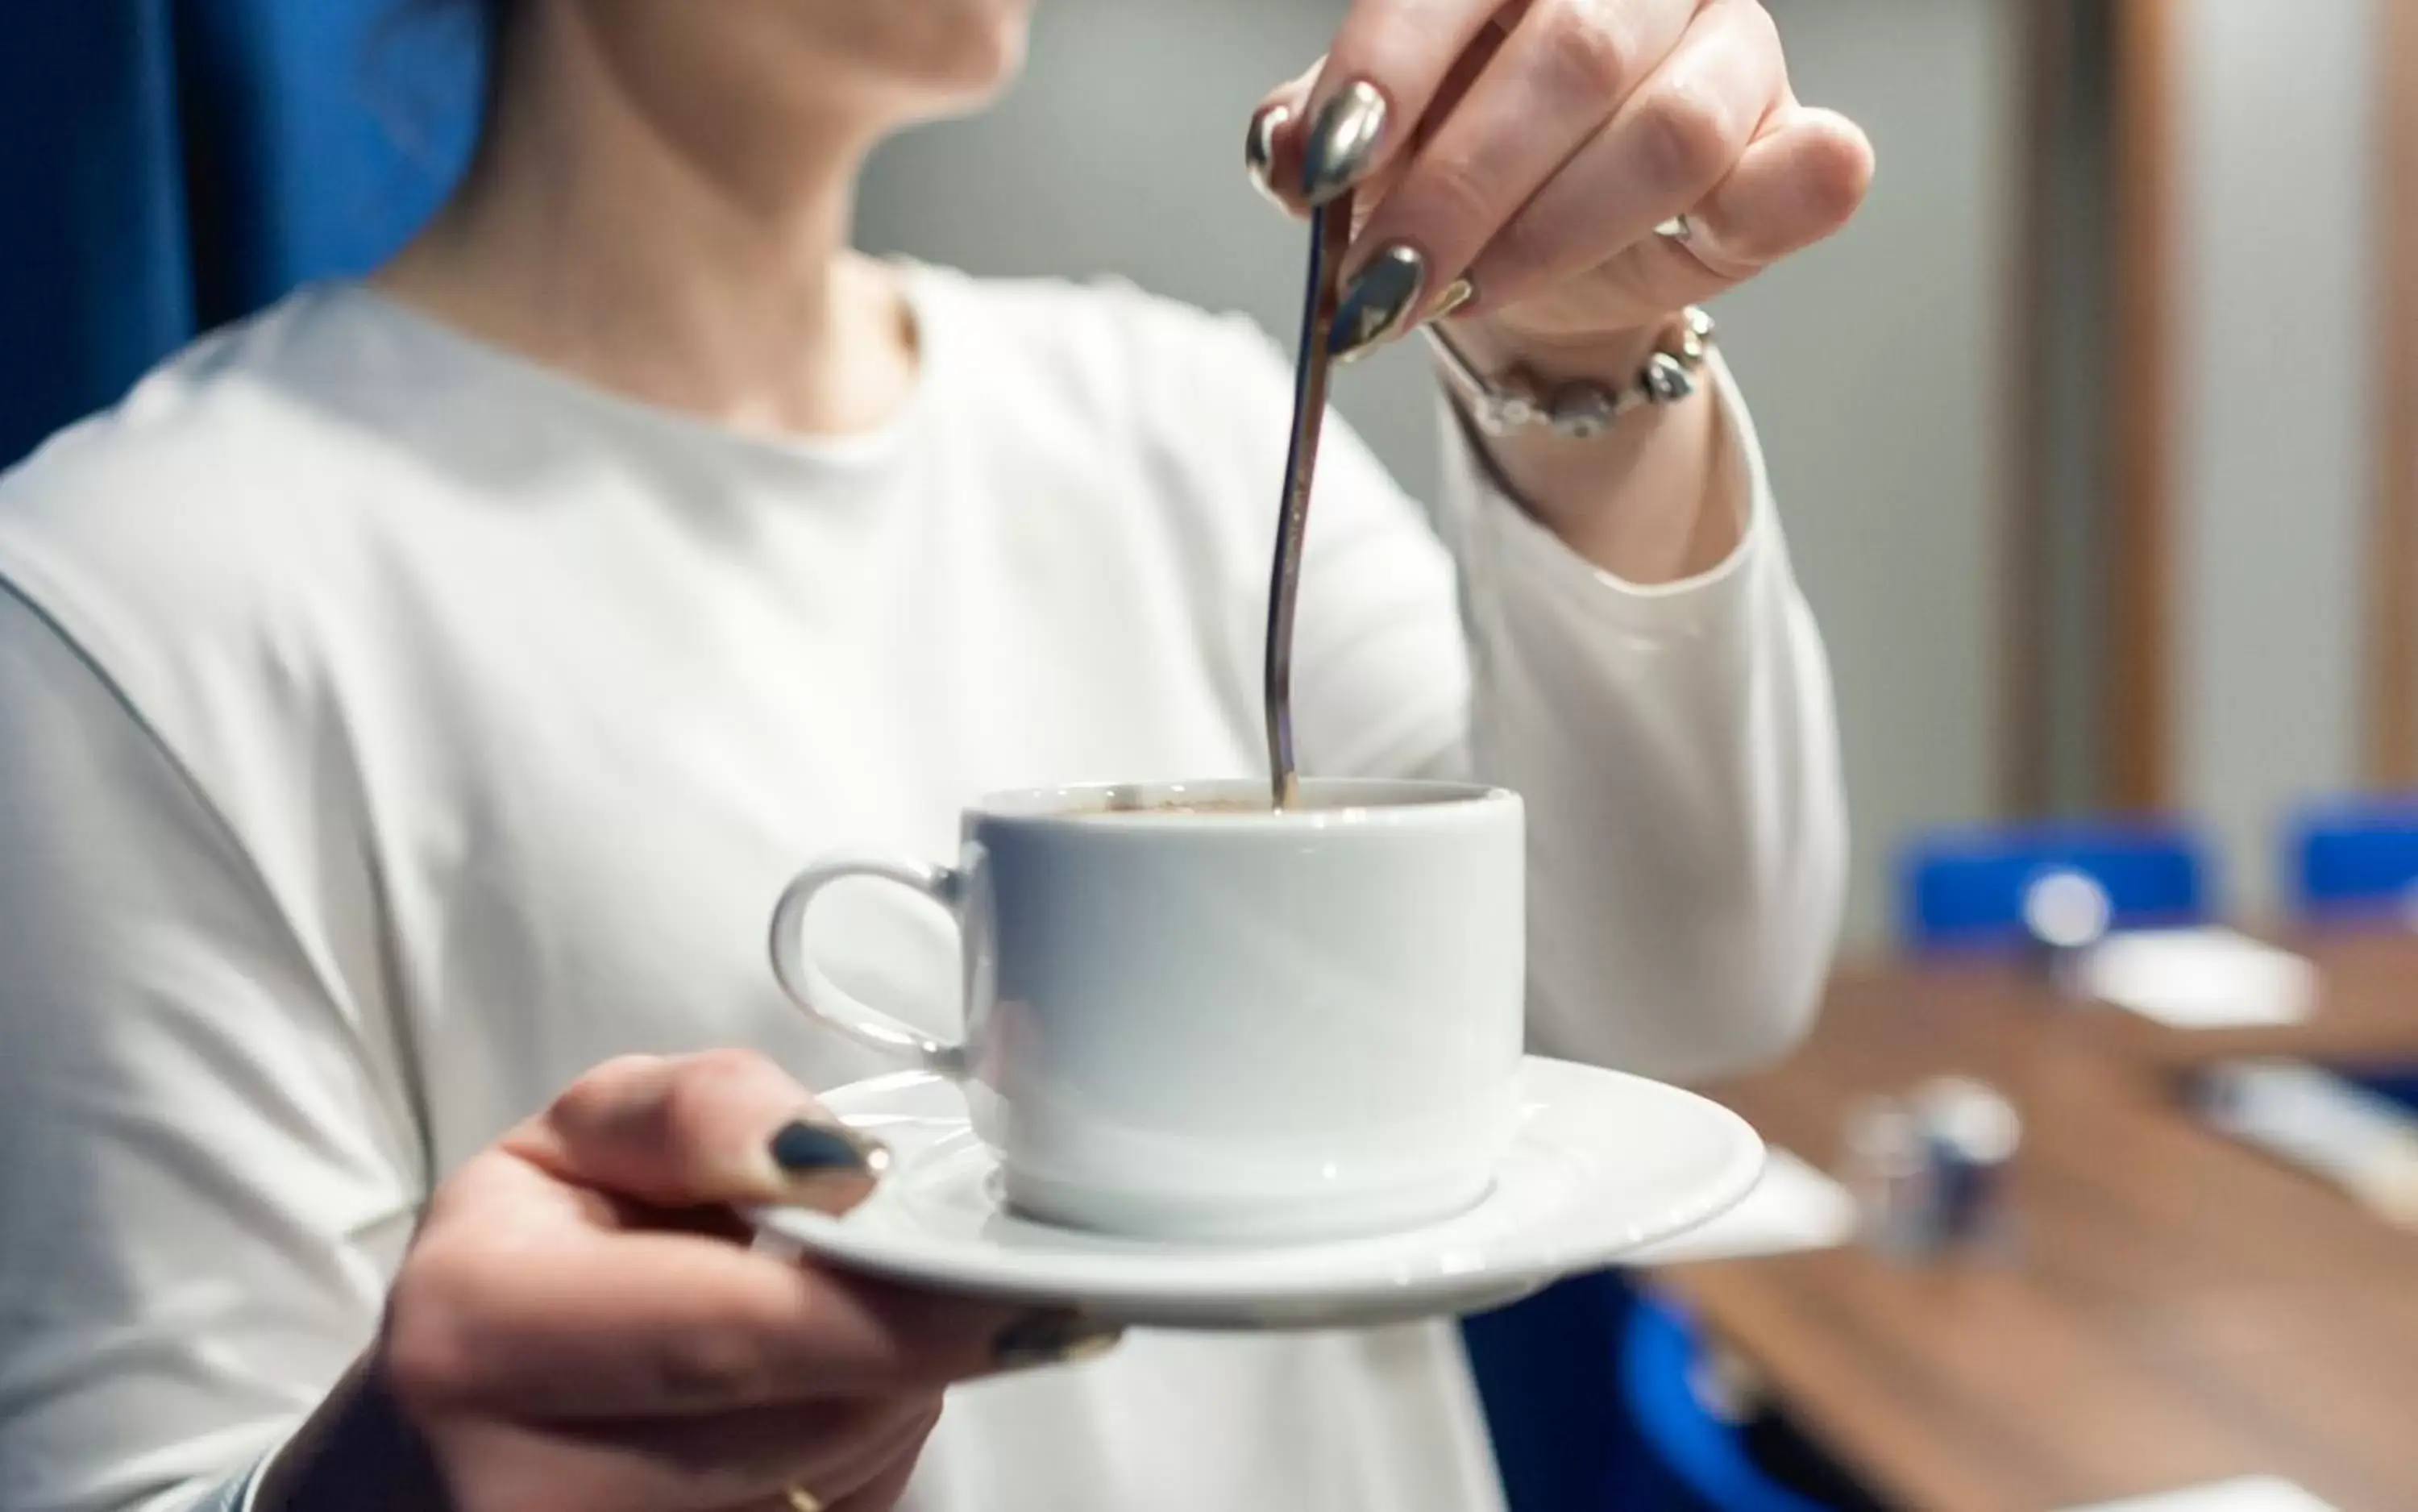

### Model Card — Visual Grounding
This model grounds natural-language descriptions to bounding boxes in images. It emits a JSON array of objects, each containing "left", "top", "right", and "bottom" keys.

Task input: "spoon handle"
[{"left": 1262, "top": 193, "right": 1352, "bottom": 810}]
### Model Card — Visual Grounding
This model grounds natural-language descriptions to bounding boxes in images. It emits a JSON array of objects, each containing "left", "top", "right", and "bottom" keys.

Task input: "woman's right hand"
[{"left": 255, "top": 1050, "right": 1118, "bottom": 1512}]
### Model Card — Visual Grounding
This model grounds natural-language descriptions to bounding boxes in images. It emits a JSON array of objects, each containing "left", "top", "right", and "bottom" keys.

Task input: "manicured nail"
[
  {"left": 1331, "top": 243, "right": 1426, "bottom": 362},
  {"left": 1427, "top": 276, "right": 1477, "bottom": 324},
  {"left": 1245, "top": 104, "right": 1290, "bottom": 208},
  {"left": 1301, "top": 80, "right": 1387, "bottom": 206},
  {"left": 991, "top": 1309, "right": 1126, "bottom": 1371},
  {"left": 769, "top": 1119, "right": 880, "bottom": 1177}
]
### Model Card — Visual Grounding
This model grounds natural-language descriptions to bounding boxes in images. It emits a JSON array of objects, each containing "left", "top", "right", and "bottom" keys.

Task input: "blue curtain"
[{"left": 0, "top": 1, "right": 485, "bottom": 468}]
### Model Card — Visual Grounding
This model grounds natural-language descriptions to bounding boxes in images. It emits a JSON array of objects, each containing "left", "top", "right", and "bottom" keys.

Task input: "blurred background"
[
  {"left": 858, "top": 0, "right": 2404, "bottom": 949},
  {"left": 12, "top": 0, "right": 2408, "bottom": 946},
  {"left": 10, "top": 6, "right": 2418, "bottom": 1507}
]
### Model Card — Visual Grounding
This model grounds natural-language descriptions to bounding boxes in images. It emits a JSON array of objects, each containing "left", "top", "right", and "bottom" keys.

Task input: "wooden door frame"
[
  {"left": 2001, "top": 0, "right": 2176, "bottom": 816},
  {"left": 2009, "top": 0, "right": 2418, "bottom": 806},
  {"left": 1999, "top": 0, "right": 2066, "bottom": 816},
  {"left": 2373, "top": 0, "right": 2418, "bottom": 786},
  {"left": 2104, "top": 0, "right": 2176, "bottom": 813}
]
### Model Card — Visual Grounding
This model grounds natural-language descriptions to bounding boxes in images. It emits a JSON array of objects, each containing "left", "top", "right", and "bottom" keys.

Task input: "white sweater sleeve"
[
  {"left": 0, "top": 587, "right": 409, "bottom": 1512},
  {"left": 1273, "top": 347, "right": 1846, "bottom": 1083}
]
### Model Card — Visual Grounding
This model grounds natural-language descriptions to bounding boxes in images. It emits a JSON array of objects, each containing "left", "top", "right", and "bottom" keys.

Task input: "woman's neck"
[{"left": 374, "top": 5, "right": 918, "bottom": 440}]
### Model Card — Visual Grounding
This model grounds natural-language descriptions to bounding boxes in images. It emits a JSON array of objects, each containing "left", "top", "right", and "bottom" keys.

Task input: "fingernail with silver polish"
[
  {"left": 1244, "top": 104, "right": 1291, "bottom": 208},
  {"left": 992, "top": 1310, "right": 1126, "bottom": 1372},
  {"left": 1330, "top": 243, "right": 1427, "bottom": 362},
  {"left": 1427, "top": 276, "right": 1477, "bottom": 324},
  {"left": 768, "top": 1119, "right": 888, "bottom": 1191},
  {"left": 1301, "top": 80, "right": 1387, "bottom": 206}
]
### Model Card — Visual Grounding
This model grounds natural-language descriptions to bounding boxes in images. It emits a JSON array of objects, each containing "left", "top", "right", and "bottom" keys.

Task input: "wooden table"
[{"left": 1651, "top": 936, "right": 2418, "bottom": 1512}]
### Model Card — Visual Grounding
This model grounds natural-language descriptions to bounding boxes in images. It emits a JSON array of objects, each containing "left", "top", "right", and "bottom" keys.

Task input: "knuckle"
[
  {"left": 380, "top": 1257, "right": 494, "bottom": 1413},
  {"left": 659, "top": 1048, "right": 788, "bottom": 1145},
  {"left": 686, "top": 1045, "right": 783, "bottom": 1084},
  {"left": 1803, "top": 129, "right": 1877, "bottom": 222},
  {"left": 1734, "top": 0, "right": 1784, "bottom": 54},
  {"left": 546, "top": 1053, "right": 663, "bottom": 1128},
  {"left": 1633, "top": 82, "right": 1738, "bottom": 193},
  {"left": 589, "top": 1050, "right": 670, "bottom": 1086},
  {"left": 1478, "top": 207, "right": 1559, "bottom": 292},
  {"left": 654, "top": 1074, "right": 722, "bottom": 1156},
  {"left": 1402, "top": 150, "right": 1503, "bottom": 247},
  {"left": 649, "top": 1319, "right": 777, "bottom": 1407},
  {"left": 1537, "top": 0, "right": 1642, "bottom": 102}
]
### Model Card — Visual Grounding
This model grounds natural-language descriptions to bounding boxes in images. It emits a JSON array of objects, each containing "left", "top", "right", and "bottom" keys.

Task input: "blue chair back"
[
  {"left": 1465, "top": 1275, "right": 1663, "bottom": 1512},
  {"left": 1899, "top": 820, "right": 2214, "bottom": 952},
  {"left": 1618, "top": 1295, "right": 1834, "bottom": 1512},
  {"left": 2283, "top": 797, "right": 2418, "bottom": 1111},
  {"left": 2284, "top": 795, "right": 2418, "bottom": 924},
  {"left": 1, "top": 2, "right": 484, "bottom": 467}
]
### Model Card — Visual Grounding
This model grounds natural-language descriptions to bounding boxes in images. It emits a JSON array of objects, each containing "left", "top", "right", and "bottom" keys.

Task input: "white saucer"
[{"left": 752, "top": 1057, "right": 1763, "bottom": 1329}]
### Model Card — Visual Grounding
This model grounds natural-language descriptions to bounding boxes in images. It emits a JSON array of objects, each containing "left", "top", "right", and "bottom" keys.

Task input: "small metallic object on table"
[
  {"left": 1843, "top": 1095, "right": 1933, "bottom": 1260},
  {"left": 1262, "top": 83, "right": 1384, "bottom": 811},
  {"left": 1843, "top": 1078, "right": 2022, "bottom": 1261},
  {"left": 1914, "top": 1075, "right": 2022, "bottom": 1251}
]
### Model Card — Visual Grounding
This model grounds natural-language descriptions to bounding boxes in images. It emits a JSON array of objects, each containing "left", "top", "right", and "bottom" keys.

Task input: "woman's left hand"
[{"left": 1247, "top": 0, "right": 1872, "bottom": 362}]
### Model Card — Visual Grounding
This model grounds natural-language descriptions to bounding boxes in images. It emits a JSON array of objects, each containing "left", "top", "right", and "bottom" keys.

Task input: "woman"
[{"left": 0, "top": 2, "right": 1866, "bottom": 1510}]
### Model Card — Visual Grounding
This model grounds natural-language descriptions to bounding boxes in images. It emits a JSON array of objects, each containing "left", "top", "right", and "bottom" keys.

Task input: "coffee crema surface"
[{"left": 1075, "top": 791, "right": 1480, "bottom": 820}]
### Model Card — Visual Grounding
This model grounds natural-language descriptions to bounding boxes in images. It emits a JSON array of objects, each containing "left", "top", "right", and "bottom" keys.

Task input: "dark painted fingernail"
[
  {"left": 1245, "top": 103, "right": 1290, "bottom": 209},
  {"left": 770, "top": 1119, "right": 874, "bottom": 1175},
  {"left": 1301, "top": 80, "right": 1387, "bottom": 206},
  {"left": 992, "top": 1309, "right": 1126, "bottom": 1371},
  {"left": 1331, "top": 243, "right": 1427, "bottom": 362}
]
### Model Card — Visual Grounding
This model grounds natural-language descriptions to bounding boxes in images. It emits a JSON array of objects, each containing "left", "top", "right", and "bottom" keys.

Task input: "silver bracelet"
[{"left": 1422, "top": 305, "right": 1716, "bottom": 439}]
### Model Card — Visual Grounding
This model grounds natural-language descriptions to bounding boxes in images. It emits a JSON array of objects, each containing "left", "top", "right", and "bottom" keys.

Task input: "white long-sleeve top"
[{"left": 0, "top": 268, "right": 1843, "bottom": 1512}]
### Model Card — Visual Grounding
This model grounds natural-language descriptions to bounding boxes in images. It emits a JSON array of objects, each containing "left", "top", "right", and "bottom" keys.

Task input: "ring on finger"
[
  {"left": 785, "top": 1486, "right": 825, "bottom": 1512},
  {"left": 1656, "top": 214, "right": 1693, "bottom": 242}
]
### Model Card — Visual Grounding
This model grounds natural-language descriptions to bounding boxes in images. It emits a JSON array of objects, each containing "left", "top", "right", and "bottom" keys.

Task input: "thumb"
[{"left": 505, "top": 1049, "right": 884, "bottom": 1217}]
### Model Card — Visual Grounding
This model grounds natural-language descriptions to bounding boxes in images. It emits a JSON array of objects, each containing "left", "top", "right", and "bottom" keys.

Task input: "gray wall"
[
  {"left": 1722, "top": 0, "right": 2012, "bottom": 942},
  {"left": 858, "top": 0, "right": 2017, "bottom": 945},
  {"left": 2173, "top": 0, "right": 2377, "bottom": 916}
]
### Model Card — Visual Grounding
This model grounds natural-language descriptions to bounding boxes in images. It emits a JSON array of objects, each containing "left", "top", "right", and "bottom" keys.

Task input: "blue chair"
[
  {"left": 1464, "top": 1274, "right": 1662, "bottom": 1512},
  {"left": 1899, "top": 819, "right": 2215, "bottom": 952},
  {"left": 2281, "top": 797, "right": 2418, "bottom": 1110},
  {"left": 1467, "top": 1275, "right": 1874, "bottom": 1511},
  {"left": 1619, "top": 1295, "right": 1836, "bottom": 1512},
  {"left": 2284, "top": 795, "right": 2418, "bottom": 926}
]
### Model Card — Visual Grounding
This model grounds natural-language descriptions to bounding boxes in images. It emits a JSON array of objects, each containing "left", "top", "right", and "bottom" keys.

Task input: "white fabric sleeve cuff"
[
  {"left": 186, "top": 1454, "right": 269, "bottom": 1512},
  {"left": 1441, "top": 350, "right": 1778, "bottom": 645}
]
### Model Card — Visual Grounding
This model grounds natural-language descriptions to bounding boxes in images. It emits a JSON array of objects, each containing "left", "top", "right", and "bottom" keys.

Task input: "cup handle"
[{"left": 768, "top": 853, "right": 966, "bottom": 1077}]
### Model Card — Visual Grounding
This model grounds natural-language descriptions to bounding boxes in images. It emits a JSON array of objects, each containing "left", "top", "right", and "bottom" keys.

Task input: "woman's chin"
[{"left": 895, "top": 9, "right": 1032, "bottom": 118}]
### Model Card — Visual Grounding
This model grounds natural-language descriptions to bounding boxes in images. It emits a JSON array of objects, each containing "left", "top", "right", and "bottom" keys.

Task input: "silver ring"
[{"left": 1656, "top": 214, "right": 1693, "bottom": 242}]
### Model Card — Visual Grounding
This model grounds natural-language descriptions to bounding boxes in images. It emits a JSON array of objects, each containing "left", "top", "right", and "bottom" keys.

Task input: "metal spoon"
[
  {"left": 1261, "top": 193, "right": 1350, "bottom": 812},
  {"left": 1261, "top": 83, "right": 1386, "bottom": 810}
]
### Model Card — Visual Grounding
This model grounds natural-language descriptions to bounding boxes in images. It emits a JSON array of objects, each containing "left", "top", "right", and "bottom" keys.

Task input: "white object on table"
[
  {"left": 2083, "top": 928, "right": 2318, "bottom": 1028},
  {"left": 2196, "top": 1059, "right": 2418, "bottom": 1227},
  {"left": 2057, "top": 1473, "right": 2341, "bottom": 1512},
  {"left": 1627, "top": 1147, "right": 1855, "bottom": 1265}
]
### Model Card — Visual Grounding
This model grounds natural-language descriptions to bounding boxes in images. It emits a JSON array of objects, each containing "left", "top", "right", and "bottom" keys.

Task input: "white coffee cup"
[{"left": 769, "top": 777, "right": 1525, "bottom": 1242}]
